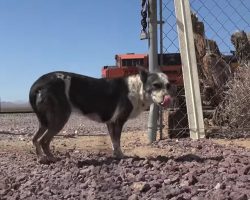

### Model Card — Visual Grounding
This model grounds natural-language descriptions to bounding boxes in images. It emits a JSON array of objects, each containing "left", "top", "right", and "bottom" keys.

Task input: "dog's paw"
[
  {"left": 113, "top": 150, "right": 125, "bottom": 159},
  {"left": 38, "top": 156, "right": 59, "bottom": 164},
  {"left": 38, "top": 156, "right": 51, "bottom": 164}
]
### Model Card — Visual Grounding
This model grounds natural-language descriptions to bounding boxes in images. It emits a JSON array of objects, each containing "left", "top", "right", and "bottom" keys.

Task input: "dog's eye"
[
  {"left": 153, "top": 83, "right": 162, "bottom": 89},
  {"left": 166, "top": 83, "right": 171, "bottom": 90}
]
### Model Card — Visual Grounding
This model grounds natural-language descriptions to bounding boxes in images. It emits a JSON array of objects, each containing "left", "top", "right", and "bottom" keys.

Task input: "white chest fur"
[{"left": 126, "top": 75, "right": 151, "bottom": 118}]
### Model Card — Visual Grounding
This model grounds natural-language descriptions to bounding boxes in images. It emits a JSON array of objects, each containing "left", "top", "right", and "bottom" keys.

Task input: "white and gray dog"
[{"left": 29, "top": 70, "right": 173, "bottom": 163}]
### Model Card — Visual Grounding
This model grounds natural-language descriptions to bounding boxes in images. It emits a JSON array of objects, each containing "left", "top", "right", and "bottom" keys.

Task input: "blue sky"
[
  {"left": 0, "top": 0, "right": 249, "bottom": 102},
  {"left": 0, "top": 0, "right": 147, "bottom": 102}
]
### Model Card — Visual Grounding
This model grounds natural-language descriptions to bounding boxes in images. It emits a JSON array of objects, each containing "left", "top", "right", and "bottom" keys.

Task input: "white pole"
[{"left": 174, "top": 0, "right": 205, "bottom": 139}]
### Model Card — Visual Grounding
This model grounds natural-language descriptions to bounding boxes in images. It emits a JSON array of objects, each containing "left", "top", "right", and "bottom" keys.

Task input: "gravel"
[
  {"left": 0, "top": 112, "right": 148, "bottom": 137},
  {"left": 0, "top": 112, "right": 250, "bottom": 200}
]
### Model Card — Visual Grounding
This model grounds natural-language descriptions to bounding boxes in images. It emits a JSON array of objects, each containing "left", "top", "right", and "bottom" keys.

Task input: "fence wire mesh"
[{"left": 161, "top": 0, "right": 250, "bottom": 138}]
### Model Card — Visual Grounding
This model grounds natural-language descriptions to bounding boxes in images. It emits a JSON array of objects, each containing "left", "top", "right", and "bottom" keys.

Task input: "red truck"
[{"left": 101, "top": 53, "right": 183, "bottom": 86}]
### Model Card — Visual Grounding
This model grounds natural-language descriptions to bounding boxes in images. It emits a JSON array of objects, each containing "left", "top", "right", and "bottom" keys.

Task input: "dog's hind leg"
[
  {"left": 32, "top": 125, "right": 47, "bottom": 157},
  {"left": 39, "top": 130, "right": 62, "bottom": 163},
  {"left": 38, "top": 99, "right": 71, "bottom": 163},
  {"left": 107, "top": 121, "right": 125, "bottom": 159}
]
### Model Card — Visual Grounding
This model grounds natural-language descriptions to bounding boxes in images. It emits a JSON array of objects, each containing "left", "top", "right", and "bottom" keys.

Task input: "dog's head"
[{"left": 140, "top": 70, "right": 175, "bottom": 108}]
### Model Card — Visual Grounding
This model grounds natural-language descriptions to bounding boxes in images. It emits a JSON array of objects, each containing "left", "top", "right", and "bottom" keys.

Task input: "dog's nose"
[{"left": 168, "top": 84, "right": 177, "bottom": 97}]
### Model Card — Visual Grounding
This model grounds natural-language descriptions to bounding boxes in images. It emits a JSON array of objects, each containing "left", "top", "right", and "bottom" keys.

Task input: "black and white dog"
[{"left": 29, "top": 70, "right": 173, "bottom": 163}]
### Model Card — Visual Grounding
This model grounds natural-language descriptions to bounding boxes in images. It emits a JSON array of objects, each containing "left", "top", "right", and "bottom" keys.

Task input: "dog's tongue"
[{"left": 161, "top": 95, "right": 172, "bottom": 107}]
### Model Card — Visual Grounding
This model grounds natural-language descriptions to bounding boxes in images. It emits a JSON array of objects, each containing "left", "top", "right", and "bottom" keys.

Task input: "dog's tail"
[
  {"left": 29, "top": 81, "right": 52, "bottom": 128},
  {"left": 29, "top": 83, "right": 40, "bottom": 114},
  {"left": 29, "top": 73, "right": 53, "bottom": 113}
]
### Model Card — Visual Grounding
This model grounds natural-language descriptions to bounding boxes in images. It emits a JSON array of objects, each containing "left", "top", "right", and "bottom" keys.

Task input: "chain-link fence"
[{"left": 161, "top": 0, "right": 250, "bottom": 138}]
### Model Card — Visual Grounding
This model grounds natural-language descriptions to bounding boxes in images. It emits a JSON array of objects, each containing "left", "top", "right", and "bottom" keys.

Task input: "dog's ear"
[
  {"left": 137, "top": 65, "right": 148, "bottom": 83},
  {"left": 140, "top": 70, "right": 148, "bottom": 83}
]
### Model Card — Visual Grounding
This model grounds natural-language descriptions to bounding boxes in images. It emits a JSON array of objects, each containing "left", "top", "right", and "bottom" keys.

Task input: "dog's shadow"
[
  {"left": 76, "top": 154, "right": 223, "bottom": 168},
  {"left": 0, "top": 131, "right": 27, "bottom": 136},
  {"left": 174, "top": 154, "right": 223, "bottom": 162}
]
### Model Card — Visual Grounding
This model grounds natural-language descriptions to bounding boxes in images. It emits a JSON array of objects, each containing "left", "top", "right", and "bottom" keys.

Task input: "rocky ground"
[{"left": 0, "top": 113, "right": 250, "bottom": 200}]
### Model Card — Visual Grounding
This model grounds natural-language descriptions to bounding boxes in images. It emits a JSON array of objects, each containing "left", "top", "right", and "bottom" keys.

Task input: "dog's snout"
[
  {"left": 168, "top": 84, "right": 177, "bottom": 97},
  {"left": 166, "top": 83, "right": 171, "bottom": 90}
]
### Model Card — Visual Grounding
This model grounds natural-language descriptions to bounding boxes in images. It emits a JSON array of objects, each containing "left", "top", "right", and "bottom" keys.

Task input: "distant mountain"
[{"left": 0, "top": 101, "right": 32, "bottom": 112}]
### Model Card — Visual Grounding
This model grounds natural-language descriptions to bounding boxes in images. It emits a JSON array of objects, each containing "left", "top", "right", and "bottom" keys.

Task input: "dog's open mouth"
[{"left": 160, "top": 95, "right": 172, "bottom": 107}]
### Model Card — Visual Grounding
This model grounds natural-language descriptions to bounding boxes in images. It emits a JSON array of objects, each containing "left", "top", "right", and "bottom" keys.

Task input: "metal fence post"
[
  {"left": 174, "top": 0, "right": 205, "bottom": 139},
  {"left": 159, "top": 0, "right": 164, "bottom": 140},
  {"left": 147, "top": 0, "right": 160, "bottom": 143}
]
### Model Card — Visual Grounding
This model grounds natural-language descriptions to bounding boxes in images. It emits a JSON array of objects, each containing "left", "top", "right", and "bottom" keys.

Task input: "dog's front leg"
[{"left": 106, "top": 121, "right": 125, "bottom": 158}]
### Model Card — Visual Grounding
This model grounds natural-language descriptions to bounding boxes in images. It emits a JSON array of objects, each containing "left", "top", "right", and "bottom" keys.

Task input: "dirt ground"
[{"left": 0, "top": 113, "right": 250, "bottom": 200}]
